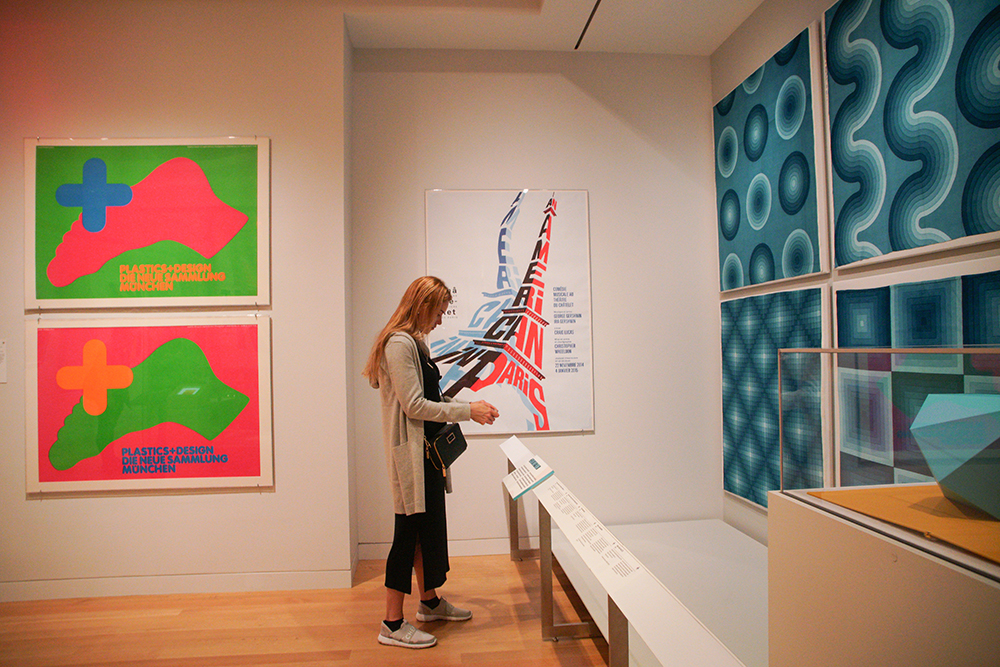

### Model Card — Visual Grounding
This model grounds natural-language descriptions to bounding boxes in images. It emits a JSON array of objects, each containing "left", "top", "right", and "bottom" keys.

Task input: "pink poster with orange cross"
[{"left": 26, "top": 317, "right": 272, "bottom": 493}]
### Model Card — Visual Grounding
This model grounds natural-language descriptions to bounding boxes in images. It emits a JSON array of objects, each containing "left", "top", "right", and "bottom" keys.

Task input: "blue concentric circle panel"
[{"left": 714, "top": 28, "right": 820, "bottom": 291}]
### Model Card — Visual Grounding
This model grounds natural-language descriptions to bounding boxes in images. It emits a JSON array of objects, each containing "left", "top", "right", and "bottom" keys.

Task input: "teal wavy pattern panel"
[
  {"left": 721, "top": 288, "right": 824, "bottom": 507},
  {"left": 714, "top": 29, "right": 821, "bottom": 291},
  {"left": 826, "top": 0, "right": 1000, "bottom": 267}
]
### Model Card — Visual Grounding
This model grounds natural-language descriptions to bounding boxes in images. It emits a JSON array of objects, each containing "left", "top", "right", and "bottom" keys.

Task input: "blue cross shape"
[{"left": 55, "top": 158, "right": 133, "bottom": 233}]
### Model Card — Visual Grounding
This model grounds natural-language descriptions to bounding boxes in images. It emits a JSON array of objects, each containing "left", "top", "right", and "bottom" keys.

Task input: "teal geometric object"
[{"left": 910, "top": 394, "right": 1000, "bottom": 520}]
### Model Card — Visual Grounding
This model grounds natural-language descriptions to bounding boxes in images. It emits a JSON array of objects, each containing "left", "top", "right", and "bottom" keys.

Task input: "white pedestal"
[{"left": 769, "top": 491, "right": 1000, "bottom": 667}]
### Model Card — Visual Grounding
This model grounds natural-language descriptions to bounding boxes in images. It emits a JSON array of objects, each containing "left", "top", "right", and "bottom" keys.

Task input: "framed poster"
[
  {"left": 426, "top": 189, "right": 594, "bottom": 434},
  {"left": 825, "top": 0, "right": 1000, "bottom": 267},
  {"left": 25, "top": 137, "right": 270, "bottom": 309},
  {"left": 25, "top": 316, "right": 273, "bottom": 493},
  {"left": 714, "top": 26, "right": 828, "bottom": 291}
]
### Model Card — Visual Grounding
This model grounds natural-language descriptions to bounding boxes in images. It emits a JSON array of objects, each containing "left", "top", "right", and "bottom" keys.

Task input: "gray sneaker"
[
  {"left": 378, "top": 620, "right": 437, "bottom": 649},
  {"left": 416, "top": 597, "right": 473, "bottom": 622}
]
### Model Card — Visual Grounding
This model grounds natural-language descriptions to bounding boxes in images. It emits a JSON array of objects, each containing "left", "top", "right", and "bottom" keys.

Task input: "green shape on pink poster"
[{"left": 49, "top": 338, "right": 249, "bottom": 470}]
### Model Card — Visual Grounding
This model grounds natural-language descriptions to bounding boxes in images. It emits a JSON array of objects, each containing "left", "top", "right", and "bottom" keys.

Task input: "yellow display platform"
[{"left": 809, "top": 484, "right": 1000, "bottom": 565}]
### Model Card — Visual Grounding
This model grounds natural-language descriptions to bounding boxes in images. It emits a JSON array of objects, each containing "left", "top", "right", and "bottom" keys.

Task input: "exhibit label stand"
[{"left": 500, "top": 437, "right": 748, "bottom": 667}]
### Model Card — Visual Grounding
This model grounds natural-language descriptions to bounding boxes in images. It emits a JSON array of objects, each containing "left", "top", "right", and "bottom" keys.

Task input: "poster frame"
[
  {"left": 24, "top": 136, "right": 270, "bottom": 310},
  {"left": 25, "top": 314, "right": 274, "bottom": 495},
  {"left": 424, "top": 188, "right": 595, "bottom": 436}
]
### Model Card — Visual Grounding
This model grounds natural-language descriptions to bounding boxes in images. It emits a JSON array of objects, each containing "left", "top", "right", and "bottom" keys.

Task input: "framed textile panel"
[
  {"left": 826, "top": 0, "right": 1000, "bottom": 267},
  {"left": 835, "top": 266, "right": 1000, "bottom": 485},
  {"left": 714, "top": 27, "right": 825, "bottom": 291},
  {"left": 721, "top": 288, "right": 826, "bottom": 506}
]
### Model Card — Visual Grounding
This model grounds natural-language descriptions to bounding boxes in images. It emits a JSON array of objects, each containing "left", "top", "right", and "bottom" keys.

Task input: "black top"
[{"left": 418, "top": 346, "right": 445, "bottom": 440}]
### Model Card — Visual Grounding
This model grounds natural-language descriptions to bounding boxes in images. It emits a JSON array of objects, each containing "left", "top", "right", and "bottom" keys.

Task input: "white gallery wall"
[
  {"left": 0, "top": 0, "right": 810, "bottom": 601},
  {"left": 0, "top": 0, "right": 355, "bottom": 599},
  {"left": 350, "top": 49, "right": 724, "bottom": 558}
]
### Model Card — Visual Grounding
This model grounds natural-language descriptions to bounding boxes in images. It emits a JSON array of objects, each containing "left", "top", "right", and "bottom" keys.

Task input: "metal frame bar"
[
  {"left": 608, "top": 596, "right": 629, "bottom": 667},
  {"left": 507, "top": 460, "right": 540, "bottom": 561},
  {"left": 539, "top": 502, "right": 601, "bottom": 642}
]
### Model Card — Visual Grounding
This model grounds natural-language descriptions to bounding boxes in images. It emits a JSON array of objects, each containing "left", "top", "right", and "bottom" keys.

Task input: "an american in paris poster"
[{"left": 426, "top": 190, "right": 594, "bottom": 435}]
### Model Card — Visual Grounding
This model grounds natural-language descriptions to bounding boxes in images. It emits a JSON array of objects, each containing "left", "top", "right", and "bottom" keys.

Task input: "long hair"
[{"left": 363, "top": 276, "right": 452, "bottom": 385}]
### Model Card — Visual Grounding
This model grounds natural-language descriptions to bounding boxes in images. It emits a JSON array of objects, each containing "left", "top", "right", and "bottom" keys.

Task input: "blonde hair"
[{"left": 363, "top": 276, "right": 452, "bottom": 385}]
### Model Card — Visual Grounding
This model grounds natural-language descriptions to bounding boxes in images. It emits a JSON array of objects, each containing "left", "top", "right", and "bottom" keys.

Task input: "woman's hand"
[{"left": 470, "top": 400, "right": 500, "bottom": 425}]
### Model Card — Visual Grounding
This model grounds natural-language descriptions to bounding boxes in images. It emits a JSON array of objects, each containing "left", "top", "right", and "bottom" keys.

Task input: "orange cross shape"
[{"left": 56, "top": 339, "right": 134, "bottom": 416}]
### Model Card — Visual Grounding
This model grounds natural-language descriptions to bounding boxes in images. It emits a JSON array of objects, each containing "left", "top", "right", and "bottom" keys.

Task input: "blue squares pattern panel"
[
  {"left": 835, "top": 269, "right": 1000, "bottom": 485},
  {"left": 826, "top": 0, "right": 1000, "bottom": 267},
  {"left": 721, "top": 288, "right": 824, "bottom": 507},
  {"left": 965, "top": 270, "right": 1000, "bottom": 345},
  {"left": 714, "top": 29, "right": 821, "bottom": 291}
]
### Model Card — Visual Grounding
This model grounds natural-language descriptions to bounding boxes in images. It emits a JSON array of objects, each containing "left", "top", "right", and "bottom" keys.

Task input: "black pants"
[{"left": 384, "top": 455, "right": 449, "bottom": 594}]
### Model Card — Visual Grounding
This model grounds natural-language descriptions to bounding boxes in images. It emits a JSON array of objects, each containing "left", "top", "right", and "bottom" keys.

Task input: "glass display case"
[{"left": 778, "top": 348, "right": 1000, "bottom": 576}]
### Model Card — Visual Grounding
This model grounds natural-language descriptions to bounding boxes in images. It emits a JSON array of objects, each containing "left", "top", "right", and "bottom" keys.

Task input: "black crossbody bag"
[{"left": 425, "top": 423, "right": 467, "bottom": 477}]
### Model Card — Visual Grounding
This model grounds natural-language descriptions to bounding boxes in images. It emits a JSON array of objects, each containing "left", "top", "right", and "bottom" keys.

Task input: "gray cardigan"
[{"left": 378, "top": 332, "right": 471, "bottom": 515}]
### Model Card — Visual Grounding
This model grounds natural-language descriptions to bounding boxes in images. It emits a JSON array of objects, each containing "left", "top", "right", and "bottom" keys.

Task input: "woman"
[{"left": 363, "top": 276, "right": 500, "bottom": 649}]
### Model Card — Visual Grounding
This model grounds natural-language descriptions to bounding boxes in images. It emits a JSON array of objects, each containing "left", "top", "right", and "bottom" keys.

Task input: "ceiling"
[{"left": 344, "top": 0, "right": 767, "bottom": 56}]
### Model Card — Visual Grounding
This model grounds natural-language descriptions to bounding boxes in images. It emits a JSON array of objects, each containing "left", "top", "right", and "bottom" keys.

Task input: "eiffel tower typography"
[{"left": 434, "top": 194, "right": 555, "bottom": 430}]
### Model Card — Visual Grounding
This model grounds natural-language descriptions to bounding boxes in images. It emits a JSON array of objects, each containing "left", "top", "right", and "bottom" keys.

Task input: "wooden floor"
[{"left": 0, "top": 555, "right": 607, "bottom": 667}]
